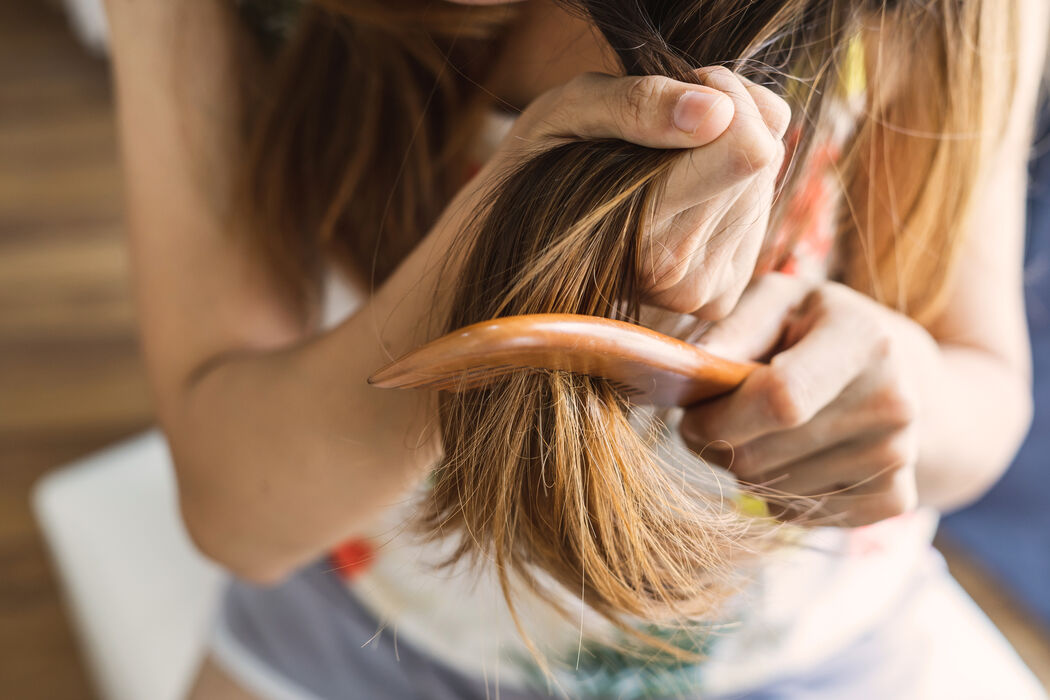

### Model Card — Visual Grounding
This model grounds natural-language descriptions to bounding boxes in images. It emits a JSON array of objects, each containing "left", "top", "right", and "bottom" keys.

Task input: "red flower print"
[{"left": 330, "top": 538, "right": 376, "bottom": 580}]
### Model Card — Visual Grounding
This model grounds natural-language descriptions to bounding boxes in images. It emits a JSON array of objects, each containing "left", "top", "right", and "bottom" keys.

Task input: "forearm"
[
  {"left": 913, "top": 341, "right": 1033, "bottom": 513},
  {"left": 169, "top": 224, "right": 459, "bottom": 583}
]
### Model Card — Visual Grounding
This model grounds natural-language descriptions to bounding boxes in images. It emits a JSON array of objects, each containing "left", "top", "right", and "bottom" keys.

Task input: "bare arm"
[
  {"left": 913, "top": 0, "right": 1048, "bottom": 510},
  {"left": 105, "top": 0, "right": 785, "bottom": 582},
  {"left": 104, "top": 0, "right": 457, "bottom": 582}
]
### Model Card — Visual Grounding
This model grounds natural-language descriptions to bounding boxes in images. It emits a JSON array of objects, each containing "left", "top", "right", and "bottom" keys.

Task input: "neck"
[{"left": 485, "top": 1, "right": 620, "bottom": 111}]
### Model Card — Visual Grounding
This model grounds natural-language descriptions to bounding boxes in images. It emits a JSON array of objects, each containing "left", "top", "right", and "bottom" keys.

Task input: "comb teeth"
[
  {"left": 422, "top": 363, "right": 517, "bottom": 392},
  {"left": 605, "top": 379, "right": 640, "bottom": 396},
  {"left": 418, "top": 363, "right": 644, "bottom": 398}
]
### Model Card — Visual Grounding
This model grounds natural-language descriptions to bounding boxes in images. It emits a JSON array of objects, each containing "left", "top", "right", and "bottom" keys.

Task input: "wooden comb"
[{"left": 368, "top": 313, "right": 759, "bottom": 406}]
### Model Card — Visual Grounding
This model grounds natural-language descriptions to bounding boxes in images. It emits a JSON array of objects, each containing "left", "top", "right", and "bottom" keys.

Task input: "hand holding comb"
[{"left": 368, "top": 314, "right": 759, "bottom": 406}]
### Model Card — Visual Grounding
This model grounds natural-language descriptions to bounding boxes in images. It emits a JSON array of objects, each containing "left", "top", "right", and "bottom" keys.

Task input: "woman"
[{"left": 101, "top": 0, "right": 1047, "bottom": 697}]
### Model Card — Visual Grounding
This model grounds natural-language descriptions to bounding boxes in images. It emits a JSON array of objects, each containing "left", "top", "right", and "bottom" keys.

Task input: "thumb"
[{"left": 693, "top": 273, "right": 813, "bottom": 362}]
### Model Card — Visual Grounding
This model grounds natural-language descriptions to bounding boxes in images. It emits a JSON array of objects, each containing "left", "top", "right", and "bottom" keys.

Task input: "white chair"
[
  {"left": 32, "top": 430, "right": 226, "bottom": 700},
  {"left": 60, "top": 0, "right": 108, "bottom": 54}
]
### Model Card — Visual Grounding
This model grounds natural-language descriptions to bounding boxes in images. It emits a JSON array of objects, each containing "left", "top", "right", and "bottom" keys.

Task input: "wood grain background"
[{"left": 1, "top": 2, "right": 151, "bottom": 698}]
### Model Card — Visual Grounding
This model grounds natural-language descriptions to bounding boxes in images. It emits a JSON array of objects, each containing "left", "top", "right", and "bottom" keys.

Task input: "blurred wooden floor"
[
  {"left": 0, "top": 2, "right": 1047, "bottom": 699},
  {"left": 0, "top": 2, "right": 152, "bottom": 698}
]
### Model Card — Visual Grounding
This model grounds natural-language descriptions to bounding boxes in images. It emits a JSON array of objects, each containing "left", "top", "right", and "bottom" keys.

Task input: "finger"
[
  {"left": 734, "top": 73, "right": 792, "bottom": 141},
  {"left": 773, "top": 467, "right": 918, "bottom": 527},
  {"left": 682, "top": 291, "right": 873, "bottom": 446},
  {"left": 657, "top": 74, "right": 790, "bottom": 312},
  {"left": 696, "top": 373, "right": 904, "bottom": 477},
  {"left": 660, "top": 68, "right": 785, "bottom": 214},
  {"left": 735, "top": 430, "right": 915, "bottom": 496},
  {"left": 689, "top": 196, "right": 777, "bottom": 322},
  {"left": 525, "top": 72, "right": 736, "bottom": 149},
  {"left": 692, "top": 272, "right": 813, "bottom": 361},
  {"left": 697, "top": 66, "right": 777, "bottom": 143},
  {"left": 637, "top": 180, "right": 755, "bottom": 311}
]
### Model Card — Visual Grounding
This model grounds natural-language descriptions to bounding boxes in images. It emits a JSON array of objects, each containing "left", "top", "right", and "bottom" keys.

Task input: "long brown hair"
[
  {"left": 240, "top": 0, "right": 515, "bottom": 316},
  {"left": 238, "top": 0, "right": 1016, "bottom": 657}
]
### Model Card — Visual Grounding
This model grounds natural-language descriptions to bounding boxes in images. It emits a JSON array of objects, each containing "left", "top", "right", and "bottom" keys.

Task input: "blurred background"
[{"left": 1, "top": 1, "right": 1048, "bottom": 698}]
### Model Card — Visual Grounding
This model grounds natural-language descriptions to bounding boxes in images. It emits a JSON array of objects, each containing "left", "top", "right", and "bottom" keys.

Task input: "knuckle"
[
  {"left": 875, "top": 432, "right": 917, "bottom": 471},
  {"left": 679, "top": 418, "right": 701, "bottom": 448},
  {"left": 699, "top": 442, "right": 737, "bottom": 471},
  {"left": 738, "top": 76, "right": 793, "bottom": 133},
  {"left": 661, "top": 295, "right": 704, "bottom": 316},
  {"left": 698, "top": 65, "right": 736, "bottom": 86},
  {"left": 726, "top": 443, "right": 754, "bottom": 476},
  {"left": 760, "top": 92, "right": 792, "bottom": 136},
  {"left": 765, "top": 140, "right": 787, "bottom": 179},
  {"left": 756, "top": 139, "right": 787, "bottom": 181},
  {"left": 621, "top": 75, "right": 668, "bottom": 131},
  {"left": 760, "top": 369, "right": 808, "bottom": 429},
  {"left": 771, "top": 137, "right": 787, "bottom": 166},
  {"left": 696, "top": 292, "right": 737, "bottom": 321},
  {"left": 728, "top": 129, "right": 779, "bottom": 176},
  {"left": 770, "top": 88, "right": 790, "bottom": 110},
  {"left": 874, "top": 382, "right": 919, "bottom": 427},
  {"left": 679, "top": 409, "right": 712, "bottom": 447}
]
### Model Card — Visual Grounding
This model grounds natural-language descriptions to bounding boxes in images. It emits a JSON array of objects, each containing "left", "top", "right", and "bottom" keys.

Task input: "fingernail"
[{"left": 673, "top": 90, "right": 726, "bottom": 134}]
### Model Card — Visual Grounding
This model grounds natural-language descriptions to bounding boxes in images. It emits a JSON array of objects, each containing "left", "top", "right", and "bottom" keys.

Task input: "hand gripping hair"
[
  {"left": 240, "top": 0, "right": 1014, "bottom": 665},
  {"left": 419, "top": 0, "right": 1013, "bottom": 661}
]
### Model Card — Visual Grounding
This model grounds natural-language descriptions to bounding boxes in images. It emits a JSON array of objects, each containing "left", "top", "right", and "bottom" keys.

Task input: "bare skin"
[
  {"left": 104, "top": 0, "right": 785, "bottom": 584},
  {"left": 682, "top": 9, "right": 1050, "bottom": 518},
  {"left": 99, "top": 0, "right": 1047, "bottom": 697}
]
